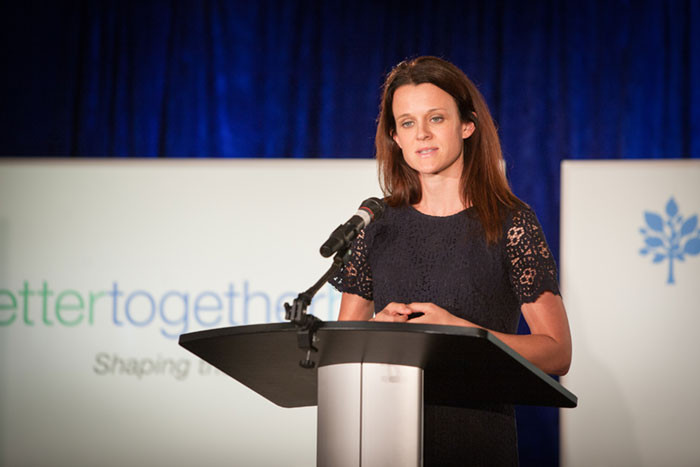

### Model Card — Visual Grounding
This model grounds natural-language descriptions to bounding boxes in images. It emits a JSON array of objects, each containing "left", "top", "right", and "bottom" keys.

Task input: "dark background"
[{"left": 2, "top": 1, "right": 699, "bottom": 464}]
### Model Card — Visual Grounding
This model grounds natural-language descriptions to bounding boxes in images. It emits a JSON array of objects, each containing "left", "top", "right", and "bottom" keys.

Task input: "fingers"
[
  {"left": 404, "top": 303, "right": 461, "bottom": 326},
  {"left": 381, "top": 302, "right": 413, "bottom": 316},
  {"left": 372, "top": 302, "right": 411, "bottom": 322},
  {"left": 372, "top": 312, "right": 408, "bottom": 322},
  {"left": 404, "top": 302, "right": 435, "bottom": 313},
  {"left": 373, "top": 302, "right": 456, "bottom": 325}
]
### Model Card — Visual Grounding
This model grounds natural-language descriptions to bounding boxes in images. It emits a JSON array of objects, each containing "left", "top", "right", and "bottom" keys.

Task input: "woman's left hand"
[{"left": 403, "top": 302, "right": 478, "bottom": 327}]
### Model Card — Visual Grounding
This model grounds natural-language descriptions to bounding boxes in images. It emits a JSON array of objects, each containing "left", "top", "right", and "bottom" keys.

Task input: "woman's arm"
[
  {"left": 395, "top": 292, "right": 572, "bottom": 375},
  {"left": 337, "top": 292, "right": 375, "bottom": 321},
  {"left": 491, "top": 292, "right": 571, "bottom": 375}
]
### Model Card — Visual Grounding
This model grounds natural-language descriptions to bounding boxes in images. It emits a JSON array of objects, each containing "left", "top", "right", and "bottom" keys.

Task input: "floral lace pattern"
[
  {"left": 504, "top": 208, "right": 560, "bottom": 303},
  {"left": 330, "top": 204, "right": 560, "bottom": 329},
  {"left": 329, "top": 229, "right": 374, "bottom": 300}
]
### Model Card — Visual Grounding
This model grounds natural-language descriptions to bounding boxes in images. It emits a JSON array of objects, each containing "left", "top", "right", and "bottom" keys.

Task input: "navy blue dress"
[{"left": 330, "top": 203, "right": 560, "bottom": 466}]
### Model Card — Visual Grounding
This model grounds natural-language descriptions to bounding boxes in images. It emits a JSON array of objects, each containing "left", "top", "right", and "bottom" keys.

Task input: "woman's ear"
[
  {"left": 462, "top": 121, "right": 476, "bottom": 139},
  {"left": 392, "top": 131, "right": 402, "bottom": 149}
]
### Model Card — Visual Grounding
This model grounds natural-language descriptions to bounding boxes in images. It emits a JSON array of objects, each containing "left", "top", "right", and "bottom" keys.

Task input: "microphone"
[{"left": 319, "top": 197, "right": 385, "bottom": 258}]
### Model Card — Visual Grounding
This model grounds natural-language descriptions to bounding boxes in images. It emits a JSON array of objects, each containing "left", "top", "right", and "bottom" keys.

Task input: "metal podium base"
[{"left": 317, "top": 363, "right": 423, "bottom": 467}]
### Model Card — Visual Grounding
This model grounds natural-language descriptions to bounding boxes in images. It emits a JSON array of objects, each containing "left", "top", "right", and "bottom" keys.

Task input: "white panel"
[
  {"left": 560, "top": 160, "right": 700, "bottom": 466},
  {"left": 0, "top": 159, "right": 379, "bottom": 466},
  {"left": 361, "top": 363, "right": 422, "bottom": 467}
]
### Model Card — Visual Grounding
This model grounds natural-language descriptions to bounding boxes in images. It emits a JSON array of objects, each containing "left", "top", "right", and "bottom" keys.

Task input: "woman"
[{"left": 330, "top": 56, "right": 571, "bottom": 465}]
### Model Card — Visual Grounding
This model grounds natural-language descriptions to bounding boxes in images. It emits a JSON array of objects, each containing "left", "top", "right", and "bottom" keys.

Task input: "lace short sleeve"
[
  {"left": 329, "top": 229, "right": 374, "bottom": 301},
  {"left": 505, "top": 208, "right": 560, "bottom": 304}
]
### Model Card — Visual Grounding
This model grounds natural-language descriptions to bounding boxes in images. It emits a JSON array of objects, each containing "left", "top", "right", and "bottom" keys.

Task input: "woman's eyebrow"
[{"left": 396, "top": 108, "right": 447, "bottom": 119}]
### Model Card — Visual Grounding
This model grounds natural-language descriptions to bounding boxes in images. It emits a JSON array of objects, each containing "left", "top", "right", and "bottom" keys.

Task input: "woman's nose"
[{"left": 416, "top": 121, "right": 431, "bottom": 140}]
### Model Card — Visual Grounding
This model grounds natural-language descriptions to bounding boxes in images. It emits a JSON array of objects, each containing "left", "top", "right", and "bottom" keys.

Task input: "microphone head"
[
  {"left": 319, "top": 197, "right": 385, "bottom": 258},
  {"left": 359, "top": 197, "right": 385, "bottom": 222}
]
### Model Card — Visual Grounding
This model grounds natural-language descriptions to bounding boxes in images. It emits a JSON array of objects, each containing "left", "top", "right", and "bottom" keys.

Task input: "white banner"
[
  {"left": 0, "top": 159, "right": 379, "bottom": 466},
  {"left": 560, "top": 160, "right": 700, "bottom": 466}
]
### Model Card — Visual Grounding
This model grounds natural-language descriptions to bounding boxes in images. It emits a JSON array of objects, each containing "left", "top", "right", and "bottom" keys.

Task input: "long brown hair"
[{"left": 376, "top": 56, "right": 524, "bottom": 244}]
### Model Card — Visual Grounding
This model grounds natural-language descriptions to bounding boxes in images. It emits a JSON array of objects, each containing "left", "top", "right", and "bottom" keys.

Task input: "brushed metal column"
[
  {"left": 317, "top": 363, "right": 423, "bottom": 466},
  {"left": 360, "top": 363, "right": 423, "bottom": 467},
  {"left": 318, "top": 363, "right": 362, "bottom": 467}
]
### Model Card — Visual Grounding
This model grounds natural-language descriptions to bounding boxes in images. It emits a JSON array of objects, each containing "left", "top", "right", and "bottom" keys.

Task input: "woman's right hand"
[{"left": 371, "top": 302, "right": 411, "bottom": 322}]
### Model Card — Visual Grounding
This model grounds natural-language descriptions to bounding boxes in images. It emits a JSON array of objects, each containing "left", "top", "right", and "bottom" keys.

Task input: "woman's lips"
[{"left": 416, "top": 147, "right": 438, "bottom": 156}]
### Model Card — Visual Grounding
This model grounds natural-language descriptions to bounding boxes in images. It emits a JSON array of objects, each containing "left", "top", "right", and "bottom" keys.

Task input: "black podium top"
[{"left": 179, "top": 321, "right": 577, "bottom": 409}]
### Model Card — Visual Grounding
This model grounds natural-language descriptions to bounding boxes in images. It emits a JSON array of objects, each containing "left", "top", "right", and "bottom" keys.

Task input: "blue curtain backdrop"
[{"left": 2, "top": 0, "right": 699, "bottom": 465}]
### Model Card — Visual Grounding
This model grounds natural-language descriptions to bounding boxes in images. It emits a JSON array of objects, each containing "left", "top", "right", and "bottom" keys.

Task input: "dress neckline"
[{"left": 407, "top": 204, "right": 474, "bottom": 219}]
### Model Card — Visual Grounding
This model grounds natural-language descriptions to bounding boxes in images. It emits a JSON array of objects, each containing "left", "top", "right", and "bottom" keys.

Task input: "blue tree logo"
[{"left": 639, "top": 198, "right": 700, "bottom": 284}]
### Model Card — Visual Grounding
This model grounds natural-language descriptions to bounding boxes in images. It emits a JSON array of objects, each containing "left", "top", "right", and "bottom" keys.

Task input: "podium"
[{"left": 179, "top": 321, "right": 577, "bottom": 466}]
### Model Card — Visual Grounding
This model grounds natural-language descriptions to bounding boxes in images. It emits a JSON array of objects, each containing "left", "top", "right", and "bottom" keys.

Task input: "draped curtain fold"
[{"left": 1, "top": 1, "right": 699, "bottom": 465}]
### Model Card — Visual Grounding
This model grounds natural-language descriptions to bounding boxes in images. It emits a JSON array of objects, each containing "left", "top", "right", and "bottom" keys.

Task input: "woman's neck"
[{"left": 413, "top": 173, "right": 467, "bottom": 216}]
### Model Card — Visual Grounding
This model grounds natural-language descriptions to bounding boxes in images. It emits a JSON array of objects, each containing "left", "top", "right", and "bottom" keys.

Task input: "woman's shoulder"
[
  {"left": 502, "top": 203, "right": 538, "bottom": 229},
  {"left": 366, "top": 200, "right": 443, "bottom": 240},
  {"left": 499, "top": 203, "right": 550, "bottom": 247},
  {"left": 373, "top": 199, "right": 412, "bottom": 225},
  {"left": 361, "top": 198, "right": 392, "bottom": 239}
]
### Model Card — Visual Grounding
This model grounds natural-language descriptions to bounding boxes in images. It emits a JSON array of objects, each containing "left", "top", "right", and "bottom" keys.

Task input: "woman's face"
[{"left": 391, "top": 83, "right": 474, "bottom": 180}]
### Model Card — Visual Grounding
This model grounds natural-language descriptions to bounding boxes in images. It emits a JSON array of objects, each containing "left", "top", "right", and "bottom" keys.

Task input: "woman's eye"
[
  {"left": 400, "top": 121, "right": 414, "bottom": 128},
  {"left": 430, "top": 115, "right": 444, "bottom": 123}
]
